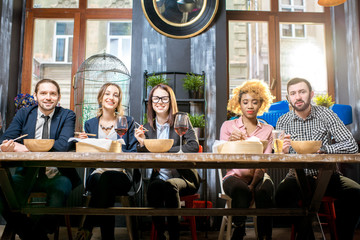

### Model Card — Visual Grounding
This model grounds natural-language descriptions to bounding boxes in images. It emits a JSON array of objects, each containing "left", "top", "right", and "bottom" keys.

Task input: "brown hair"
[
  {"left": 147, "top": 84, "right": 178, "bottom": 129},
  {"left": 96, "top": 83, "right": 124, "bottom": 117},
  {"left": 34, "top": 79, "right": 61, "bottom": 95},
  {"left": 287, "top": 78, "right": 312, "bottom": 93}
]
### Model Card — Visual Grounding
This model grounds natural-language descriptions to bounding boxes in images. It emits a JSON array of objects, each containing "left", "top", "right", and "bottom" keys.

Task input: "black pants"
[
  {"left": 83, "top": 171, "right": 131, "bottom": 240},
  {"left": 223, "top": 173, "right": 274, "bottom": 239},
  {"left": 275, "top": 173, "right": 360, "bottom": 240},
  {"left": 147, "top": 177, "right": 198, "bottom": 240}
]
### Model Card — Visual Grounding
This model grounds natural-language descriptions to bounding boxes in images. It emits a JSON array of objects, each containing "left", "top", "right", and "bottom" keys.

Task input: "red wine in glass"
[
  {"left": 174, "top": 112, "right": 189, "bottom": 153},
  {"left": 116, "top": 116, "right": 128, "bottom": 139},
  {"left": 174, "top": 126, "right": 188, "bottom": 136},
  {"left": 115, "top": 128, "right": 128, "bottom": 137}
]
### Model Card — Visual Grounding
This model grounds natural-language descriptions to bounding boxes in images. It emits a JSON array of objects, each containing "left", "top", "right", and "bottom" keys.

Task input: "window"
[
  {"left": 22, "top": 0, "right": 132, "bottom": 109},
  {"left": 107, "top": 22, "right": 132, "bottom": 69},
  {"left": 280, "top": 0, "right": 306, "bottom": 39},
  {"left": 227, "top": 0, "right": 332, "bottom": 101},
  {"left": 54, "top": 22, "right": 74, "bottom": 63}
]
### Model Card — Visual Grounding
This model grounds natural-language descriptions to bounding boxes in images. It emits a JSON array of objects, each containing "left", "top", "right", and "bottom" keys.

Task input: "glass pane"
[
  {"left": 280, "top": 24, "right": 327, "bottom": 99},
  {"left": 56, "top": 22, "right": 74, "bottom": 35},
  {"left": 32, "top": 19, "right": 74, "bottom": 108},
  {"left": 88, "top": 0, "right": 132, "bottom": 8},
  {"left": 282, "top": 24, "right": 292, "bottom": 37},
  {"left": 109, "top": 22, "right": 131, "bottom": 35},
  {"left": 226, "top": 0, "right": 270, "bottom": 11},
  {"left": 85, "top": 20, "right": 132, "bottom": 115},
  {"left": 55, "top": 39, "right": 65, "bottom": 61},
  {"left": 86, "top": 20, "right": 132, "bottom": 71},
  {"left": 279, "top": 0, "right": 324, "bottom": 12},
  {"left": 33, "top": 0, "right": 78, "bottom": 8},
  {"left": 228, "top": 21, "right": 269, "bottom": 98},
  {"left": 110, "top": 39, "right": 119, "bottom": 54},
  {"left": 295, "top": 24, "right": 305, "bottom": 38}
]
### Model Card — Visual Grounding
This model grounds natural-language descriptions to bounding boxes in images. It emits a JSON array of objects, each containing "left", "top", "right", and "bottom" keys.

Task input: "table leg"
[
  {"left": 0, "top": 168, "right": 19, "bottom": 210},
  {"left": 294, "top": 168, "right": 334, "bottom": 240}
]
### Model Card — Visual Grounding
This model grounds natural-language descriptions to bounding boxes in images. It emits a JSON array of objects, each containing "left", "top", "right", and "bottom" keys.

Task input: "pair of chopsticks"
[
  {"left": 134, "top": 122, "right": 149, "bottom": 132},
  {"left": 74, "top": 132, "right": 97, "bottom": 137},
  {"left": 11, "top": 134, "right": 28, "bottom": 142}
]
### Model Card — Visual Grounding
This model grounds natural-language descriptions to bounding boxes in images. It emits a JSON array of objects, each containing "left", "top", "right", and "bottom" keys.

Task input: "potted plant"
[
  {"left": 313, "top": 94, "right": 334, "bottom": 108},
  {"left": 188, "top": 113, "right": 205, "bottom": 138},
  {"left": 146, "top": 74, "right": 169, "bottom": 88},
  {"left": 182, "top": 73, "right": 204, "bottom": 99}
]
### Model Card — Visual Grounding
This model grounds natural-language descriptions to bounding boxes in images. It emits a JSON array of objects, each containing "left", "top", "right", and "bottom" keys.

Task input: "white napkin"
[{"left": 68, "top": 138, "right": 125, "bottom": 151}]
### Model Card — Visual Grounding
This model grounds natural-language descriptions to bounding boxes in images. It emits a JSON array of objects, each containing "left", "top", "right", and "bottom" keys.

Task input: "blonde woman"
[
  {"left": 75, "top": 83, "right": 137, "bottom": 240},
  {"left": 220, "top": 80, "right": 274, "bottom": 240}
]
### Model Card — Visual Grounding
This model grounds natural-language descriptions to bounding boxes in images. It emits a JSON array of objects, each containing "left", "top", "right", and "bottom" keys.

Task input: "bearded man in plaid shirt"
[{"left": 275, "top": 78, "right": 360, "bottom": 240}]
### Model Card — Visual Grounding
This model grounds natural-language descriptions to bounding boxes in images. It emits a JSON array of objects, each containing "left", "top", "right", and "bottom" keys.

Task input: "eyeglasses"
[{"left": 152, "top": 96, "right": 170, "bottom": 103}]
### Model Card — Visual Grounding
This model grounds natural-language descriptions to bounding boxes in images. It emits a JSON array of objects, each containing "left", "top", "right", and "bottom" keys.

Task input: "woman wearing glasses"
[
  {"left": 135, "top": 84, "right": 200, "bottom": 240},
  {"left": 75, "top": 83, "right": 138, "bottom": 240}
]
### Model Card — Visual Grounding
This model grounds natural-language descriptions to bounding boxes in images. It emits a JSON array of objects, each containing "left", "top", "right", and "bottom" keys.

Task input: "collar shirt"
[
  {"left": 276, "top": 104, "right": 358, "bottom": 177},
  {"left": 35, "top": 109, "right": 58, "bottom": 179},
  {"left": 155, "top": 119, "right": 180, "bottom": 180},
  {"left": 35, "top": 109, "right": 55, "bottom": 139},
  {"left": 156, "top": 120, "right": 170, "bottom": 140}
]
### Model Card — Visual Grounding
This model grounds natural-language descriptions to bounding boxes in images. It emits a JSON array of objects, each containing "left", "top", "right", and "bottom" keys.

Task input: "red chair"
[
  {"left": 198, "top": 145, "right": 203, "bottom": 153},
  {"left": 291, "top": 196, "right": 338, "bottom": 240},
  {"left": 151, "top": 194, "right": 200, "bottom": 240},
  {"left": 151, "top": 145, "right": 202, "bottom": 240}
]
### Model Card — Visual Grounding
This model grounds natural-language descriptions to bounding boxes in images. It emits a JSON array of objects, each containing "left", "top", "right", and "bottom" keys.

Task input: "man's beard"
[{"left": 290, "top": 97, "right": 311, "bottom": 112}]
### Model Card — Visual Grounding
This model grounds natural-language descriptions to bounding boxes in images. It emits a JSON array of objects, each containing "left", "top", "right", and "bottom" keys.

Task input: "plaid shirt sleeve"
[{"left": 321, "top": 108, "right": 358, "bottom": 154}]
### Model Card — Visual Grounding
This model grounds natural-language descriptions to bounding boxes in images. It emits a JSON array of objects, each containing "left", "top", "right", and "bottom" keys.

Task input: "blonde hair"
[
  {"left": 96, "top": 83, "right": 124, "bottom": 117},
  {"left": 227, "top": 80, "right": 274, "bottom": 116}
]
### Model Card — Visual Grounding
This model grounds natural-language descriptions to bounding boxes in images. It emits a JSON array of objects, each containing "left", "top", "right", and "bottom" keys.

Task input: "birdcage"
[{"left": 74, "top": 53, "right": 131, "bottom": 131}]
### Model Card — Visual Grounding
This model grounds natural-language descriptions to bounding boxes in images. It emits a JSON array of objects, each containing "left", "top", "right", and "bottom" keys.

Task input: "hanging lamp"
[{"left": 318, "top": 0, "right": 347, "bottom": 7}]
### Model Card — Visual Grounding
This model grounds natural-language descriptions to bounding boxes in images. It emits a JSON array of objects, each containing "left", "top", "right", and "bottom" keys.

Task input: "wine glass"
[
  {"left": 174, "top": 112, "right": 189, "bottom": 153},
  {"left": 115, "top": 116, "right": 128, "bottom": 140},
  {"left": 272, "top": 130, "right": 285, "bottom": 154}
]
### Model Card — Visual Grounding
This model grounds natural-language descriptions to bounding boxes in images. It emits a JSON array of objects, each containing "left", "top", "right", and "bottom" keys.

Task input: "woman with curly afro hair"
[{"left": 220, "top": 80, "right": 275, "bottom": 240}]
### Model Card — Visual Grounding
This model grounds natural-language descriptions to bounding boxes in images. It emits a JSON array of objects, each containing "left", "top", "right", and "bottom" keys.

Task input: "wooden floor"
[
  {"left": 3, "top": 225, "right": 358, "bottom": 240},
  {"left": 0, "top": 225, "right": 289, "bottom": 240}
]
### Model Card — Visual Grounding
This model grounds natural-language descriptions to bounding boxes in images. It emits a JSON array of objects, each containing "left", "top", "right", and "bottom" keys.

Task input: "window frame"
[
  {"left": 226, "top": 0, "right": 334, "bottom": 101},
  {"left": 280, "top": 0, "right": 306, "bottom": 39},
  {"left": 22, "top": 0, "right": 132, "bottom": 110}
]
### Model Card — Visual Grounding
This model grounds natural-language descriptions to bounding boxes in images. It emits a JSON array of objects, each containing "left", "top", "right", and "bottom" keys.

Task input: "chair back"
[{"left": 218, "top": 169, "right": 226, "bottom": 195}]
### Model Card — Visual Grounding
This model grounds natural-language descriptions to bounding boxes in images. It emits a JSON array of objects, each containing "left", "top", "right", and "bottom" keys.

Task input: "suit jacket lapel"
[
  {"left": 27, "top": 109, "right": 38, "bottom": 138},
  {"left": 50, "top": 108, "right": 60, "bottom": 139},
  {"left": 92, "top": 117, "right": 100, "bottom": 137},
  {"left": 148, "top": 127, "right": 157, "bottom": 139}
]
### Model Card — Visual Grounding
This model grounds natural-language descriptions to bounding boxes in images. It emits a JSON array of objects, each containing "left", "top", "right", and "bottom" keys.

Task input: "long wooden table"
[{"left": 0, "top": 152, "right": 359, "bottom": 239}]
